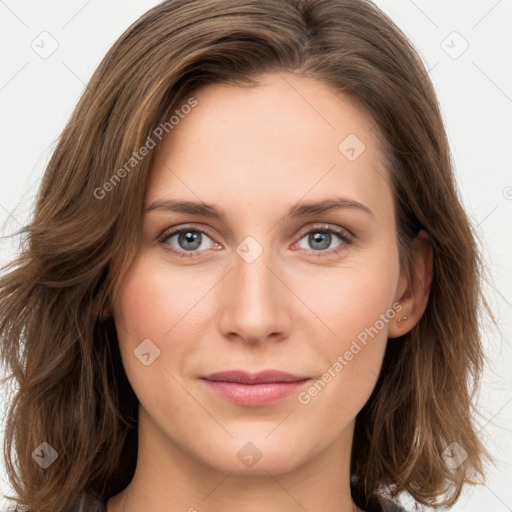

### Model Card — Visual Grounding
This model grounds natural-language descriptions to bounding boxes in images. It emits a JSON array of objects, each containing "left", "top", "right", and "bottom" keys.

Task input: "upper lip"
[{"left": 199, "top": 370, "right": 310, "bottom": 384}]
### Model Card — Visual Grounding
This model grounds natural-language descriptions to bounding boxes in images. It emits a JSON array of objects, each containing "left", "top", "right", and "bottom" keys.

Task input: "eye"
[
  {"left": 159, "top": 226, "right": 219, "bottom": 258},
  {"left": 159, "top": 223, "right": 353, "bottom": 259},
  {"left": 294, "top": 224, "right": 353, "bottom": 256}
]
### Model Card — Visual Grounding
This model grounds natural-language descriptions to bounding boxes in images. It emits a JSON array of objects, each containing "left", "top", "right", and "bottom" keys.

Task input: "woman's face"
[{"left": 113, "top": 72, "right": 406, "bottom": 475}]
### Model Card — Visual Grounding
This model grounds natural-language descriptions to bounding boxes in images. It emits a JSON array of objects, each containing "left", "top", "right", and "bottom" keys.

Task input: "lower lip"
[{"left": 200, "top": 379, "right": 310, "bottom": 407}]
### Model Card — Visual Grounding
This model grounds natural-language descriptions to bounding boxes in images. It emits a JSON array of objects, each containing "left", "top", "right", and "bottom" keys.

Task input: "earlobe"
[
  {"left": 396, "top": 314, "right": 408, "bottom": 327},
  {"left": 388, "top": 309, "right": 409, "bottom": 338}
]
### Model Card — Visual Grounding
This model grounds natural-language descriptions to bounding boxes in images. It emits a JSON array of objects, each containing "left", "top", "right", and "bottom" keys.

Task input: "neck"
[{"left": 107, "top": 407, "right": 359, "bottom": 512}]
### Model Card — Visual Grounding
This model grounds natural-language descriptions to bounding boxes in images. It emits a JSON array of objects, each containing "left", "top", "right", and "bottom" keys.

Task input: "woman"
[{"left": 0, "top": 0, "right": 490, "bottom": 511}]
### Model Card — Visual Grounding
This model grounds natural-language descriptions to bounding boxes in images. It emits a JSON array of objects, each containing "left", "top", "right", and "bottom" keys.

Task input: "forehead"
[{"left": 146, "top": 72, "right": 392, "bottom": 222}]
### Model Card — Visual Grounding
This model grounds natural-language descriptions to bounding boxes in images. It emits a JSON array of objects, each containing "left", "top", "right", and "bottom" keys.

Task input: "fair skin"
[{"left": 107, "top": 72, "right": 432, "bottom": 512}]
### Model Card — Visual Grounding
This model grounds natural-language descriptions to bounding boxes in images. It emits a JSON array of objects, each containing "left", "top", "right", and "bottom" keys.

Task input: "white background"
[{"left": 1, "top": 1, "right": 511, "bottom": 510}]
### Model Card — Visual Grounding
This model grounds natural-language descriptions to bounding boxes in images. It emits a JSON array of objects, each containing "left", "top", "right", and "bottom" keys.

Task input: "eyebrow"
[{"left": 145, "top": 197, "right": 374, "bottom": 220}]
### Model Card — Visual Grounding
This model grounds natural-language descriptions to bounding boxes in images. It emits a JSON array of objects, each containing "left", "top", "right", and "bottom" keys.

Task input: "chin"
[{"left": 191, "top": 433, "right": 316, "bottom": 476}]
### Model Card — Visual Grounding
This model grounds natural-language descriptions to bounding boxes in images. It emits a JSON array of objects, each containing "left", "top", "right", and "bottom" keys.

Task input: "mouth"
[{"left": 198, "top": 370, "right": 311, "bottom": 407}]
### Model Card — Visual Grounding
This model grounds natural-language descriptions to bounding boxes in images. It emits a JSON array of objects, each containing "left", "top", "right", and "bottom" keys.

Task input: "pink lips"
[{"left": 198, "top": 370, "right": 311, "bottom": 407}]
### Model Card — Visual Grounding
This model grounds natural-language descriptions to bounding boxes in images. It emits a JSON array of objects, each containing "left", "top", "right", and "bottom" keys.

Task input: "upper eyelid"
[
  {"left": 159, "top": 223, "right": 216, "bottom": 241},
  {"left": 296, "top": 223, "right": 353, "bottom": 239}
]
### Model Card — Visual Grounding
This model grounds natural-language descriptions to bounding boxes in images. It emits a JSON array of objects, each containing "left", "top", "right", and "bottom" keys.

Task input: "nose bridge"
[
  {"left": 219, "top": 236, "right": 290, "bottom": 342},
  {"left": 236, "top": 244, "right": 275, "bottom": 301}
]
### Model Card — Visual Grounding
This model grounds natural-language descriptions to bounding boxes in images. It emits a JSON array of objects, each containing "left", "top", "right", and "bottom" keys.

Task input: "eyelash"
[{"left": 158, "top": 223, "right": 354, "bottom": 259}]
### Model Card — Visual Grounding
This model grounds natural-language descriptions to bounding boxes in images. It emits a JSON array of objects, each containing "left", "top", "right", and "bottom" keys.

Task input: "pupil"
[
  {"left": 180, "top": 231, "right": 201, "bottom": 250},
  {"left": 311, "top": 231, "right": 330, "bottom": 250}
]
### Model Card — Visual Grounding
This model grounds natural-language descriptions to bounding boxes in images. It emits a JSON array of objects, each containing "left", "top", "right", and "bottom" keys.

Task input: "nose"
[{"left": 218, "top": 244, "right": 292, "bottom": 344}]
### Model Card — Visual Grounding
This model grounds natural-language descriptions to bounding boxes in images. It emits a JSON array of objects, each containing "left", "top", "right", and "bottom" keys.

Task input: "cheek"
[
  {"left": 300, "top": 247, "right": 400, "bottom": 349},
  {"left": 112, "top": 254, "right": 186, "bottom": 392},
  {"left": 114, "top": 253, "right": 205, "bottom": 346},
  {"left": 113, "top": 258, "right": 168, "bottom": 346},
  {"left": 112, "top": 253, "right": 217, "bottom": 404}
]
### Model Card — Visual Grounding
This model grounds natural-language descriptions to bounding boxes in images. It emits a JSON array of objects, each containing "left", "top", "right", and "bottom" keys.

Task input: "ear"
[
  {"left": 388, "top": 230, "right": 433, "bottom": 338},
  {"left": 102, "top": 301, "right": 111, "bottom": 320}
]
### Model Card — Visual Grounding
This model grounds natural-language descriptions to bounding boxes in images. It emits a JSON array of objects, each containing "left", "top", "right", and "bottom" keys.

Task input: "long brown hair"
[{"left": 0, "top": 0, "right": 491, "bottom": 510}]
